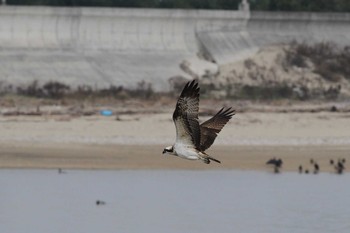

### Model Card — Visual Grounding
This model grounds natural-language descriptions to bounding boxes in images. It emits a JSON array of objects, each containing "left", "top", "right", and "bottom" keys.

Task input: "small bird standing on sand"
[
  {"left": 162, "top": 80, "right": 235, "bottom": 164},
  {"left": 335, "top": 159, "right": 345, "bottom": 174},
  {"left": 266, "top": 158, "right": 283, "bottom": 173},
  {"left": 298, "top": 165, "right": 303, "bottom": 174},
  {"left": 313, "top": 163, "right": 320, "bottom": 174}
]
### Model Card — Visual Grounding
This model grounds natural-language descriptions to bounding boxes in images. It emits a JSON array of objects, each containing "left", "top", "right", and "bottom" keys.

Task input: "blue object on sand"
[{"left": 100, "top": 109, "right": 113, "bottom": 116}]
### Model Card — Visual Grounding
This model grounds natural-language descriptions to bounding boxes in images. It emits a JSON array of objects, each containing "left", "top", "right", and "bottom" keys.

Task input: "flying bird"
[{"left": 162, "top": 80, "right": 235, "bottom": 164}]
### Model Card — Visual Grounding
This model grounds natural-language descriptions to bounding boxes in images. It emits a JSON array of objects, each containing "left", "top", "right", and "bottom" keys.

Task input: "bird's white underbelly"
[{"left": 174, "top": 143, "right": 199, "bottom": 160}]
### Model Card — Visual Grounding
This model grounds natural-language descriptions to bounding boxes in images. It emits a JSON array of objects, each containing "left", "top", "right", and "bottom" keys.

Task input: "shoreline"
[{"left": 0, "top": 143, "right": 348, "bottom": 172}]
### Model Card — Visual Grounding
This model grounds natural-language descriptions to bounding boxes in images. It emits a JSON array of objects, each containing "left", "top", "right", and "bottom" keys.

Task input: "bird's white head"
[{"left": 162, "top": 145, "right": 175, "bottom": 155}]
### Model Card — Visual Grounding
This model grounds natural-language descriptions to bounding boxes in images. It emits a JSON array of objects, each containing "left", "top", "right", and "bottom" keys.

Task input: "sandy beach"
[
  {"left": 1, "top": 142, "right": 349, "bottom": 172},
  {"left": 1, "top": 108, "right": 350, "bottom": 172}
]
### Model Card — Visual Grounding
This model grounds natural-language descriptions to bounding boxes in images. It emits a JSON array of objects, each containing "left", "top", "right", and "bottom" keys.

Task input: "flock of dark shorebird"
[{"left": 266, "top": 158, "right": 346, "bottom": 174}]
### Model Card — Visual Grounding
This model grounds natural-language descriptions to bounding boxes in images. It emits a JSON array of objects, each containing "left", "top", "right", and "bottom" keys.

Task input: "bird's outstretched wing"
[
  {"left": 173, "top": 80, "right": 201, "bottom": 148},
  {"left": 199, "top": 107, "right": 235, "bottom": 151}
]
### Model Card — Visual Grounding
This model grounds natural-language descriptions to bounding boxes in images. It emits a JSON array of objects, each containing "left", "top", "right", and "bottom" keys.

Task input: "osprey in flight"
[{"left": 162, "top": 80, "right": 235, "bottom": 164}]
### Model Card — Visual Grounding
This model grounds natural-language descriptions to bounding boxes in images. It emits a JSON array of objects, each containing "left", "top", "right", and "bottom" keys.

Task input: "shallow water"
[{"left": 1, "top": 169, "right": 350, "bottom": 233}]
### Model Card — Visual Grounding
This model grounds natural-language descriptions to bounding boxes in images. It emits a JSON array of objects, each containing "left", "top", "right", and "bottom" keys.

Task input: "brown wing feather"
[
  {"left": 172, "top": 80, "right": 201, "bottom": 148},
  {"left": 199, "top": 107, "right": 235, "bottom": 151}
]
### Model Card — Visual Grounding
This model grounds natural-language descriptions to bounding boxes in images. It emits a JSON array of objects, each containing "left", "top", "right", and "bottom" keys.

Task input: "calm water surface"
[{"left": 1, "top": 169, "right": 349, "bottom": 233}]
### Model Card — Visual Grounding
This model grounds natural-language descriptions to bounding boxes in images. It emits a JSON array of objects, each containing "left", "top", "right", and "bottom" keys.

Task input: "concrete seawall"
[
  {"left": 1, "top": 7, "right": 247, "bottom": 51},
  {"left": 0, "top": 6, "right": 248, "bottom": 90},
  {"left": 248, "top": 11, "right": 350, "bottom": 48},
  {"left": 1, "top": 6, "right": 350, "bottom": 90}
]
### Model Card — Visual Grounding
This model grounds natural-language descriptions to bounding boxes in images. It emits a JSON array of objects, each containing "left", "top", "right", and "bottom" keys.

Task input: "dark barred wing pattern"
[
  {"left": 172, "top": 80, "right": 201, "bottom": 148},
  {"left": 199, "top": 107, "right": 235, "bottom": 151}
]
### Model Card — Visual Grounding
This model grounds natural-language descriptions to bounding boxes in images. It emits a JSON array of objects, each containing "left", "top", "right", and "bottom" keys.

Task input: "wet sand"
[{"left": 0, "top": 142, "right": 349, "bottom": 172}]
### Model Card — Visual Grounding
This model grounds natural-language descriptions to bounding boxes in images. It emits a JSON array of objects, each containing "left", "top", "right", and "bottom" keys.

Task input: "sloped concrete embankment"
[
  {"left": 198, "top": 11, "right": 350, "bottom": 67},
  {"left": 1, "top": 7, "right": 350, "bottom": 91},
  {"left": 0, "top": 6, "right": 247, "bottom": 91}
]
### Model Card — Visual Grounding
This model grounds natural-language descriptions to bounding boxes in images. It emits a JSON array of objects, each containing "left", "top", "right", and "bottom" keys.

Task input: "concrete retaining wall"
[
  {"left": 1, "top": 6, "right": 350, "bottom": 90},
  {"left": 0, "top": 6, "right": 248, "bottom": 90},
  {"left": 0, "top": 6, "right": 248, "bottom": 52},
  {"left": 248, "top": 11, "right": 350, "bottom": 47}
]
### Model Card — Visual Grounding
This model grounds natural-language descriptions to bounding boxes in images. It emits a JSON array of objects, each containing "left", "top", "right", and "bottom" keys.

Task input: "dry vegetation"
[
  {"left": 0, "top": 80, "right": 176, "bottom": 116},
  {"left": 209, "top": 41, "right": 350, "bottom": 101},
  {"left": 285, "top": 41, "right": 350, "bottom": 83},
  {"left": 0, "top": 80, "right": 159, "bottom": 100}
]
